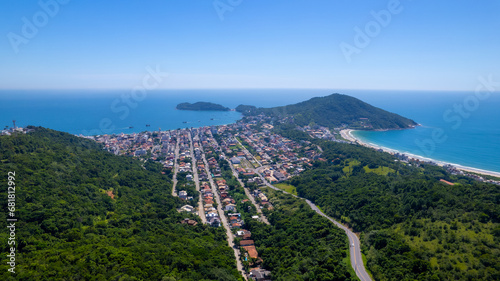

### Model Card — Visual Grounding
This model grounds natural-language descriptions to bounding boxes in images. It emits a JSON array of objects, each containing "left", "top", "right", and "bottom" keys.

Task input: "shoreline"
[{"left": 340, "top": 129, "right": 500, "bottom": 179}]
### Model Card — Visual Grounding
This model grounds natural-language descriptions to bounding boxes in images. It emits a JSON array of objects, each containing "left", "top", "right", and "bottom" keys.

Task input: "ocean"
[{"left": 1, "top": 89, "right": 499, "bottom": 173}]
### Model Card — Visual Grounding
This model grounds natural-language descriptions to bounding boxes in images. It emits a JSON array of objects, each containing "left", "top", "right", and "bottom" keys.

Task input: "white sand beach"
[{"left": 340, "top": 129, "right": 500, "bottom": 178}]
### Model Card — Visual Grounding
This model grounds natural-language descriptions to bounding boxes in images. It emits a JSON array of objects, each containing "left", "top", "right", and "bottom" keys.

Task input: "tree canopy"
[
  {"left": 0, "top": 127, "right": 243, "bottom": 281},
  {"left": 238, "top": 93, "right": 417, "bottom": 129}
]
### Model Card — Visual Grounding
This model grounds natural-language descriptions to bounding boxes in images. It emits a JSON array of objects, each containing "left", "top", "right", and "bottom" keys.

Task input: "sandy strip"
[{"left": 339, "top": 129, "right": 500, "bottom": 178}]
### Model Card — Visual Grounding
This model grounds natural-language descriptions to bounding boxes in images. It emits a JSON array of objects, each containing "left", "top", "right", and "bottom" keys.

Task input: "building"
[
  {"left": 179, "top": 205, "right": 194, "bottom": 213},
  {"left": 179, "top": 190, "right": 187, "bottom": 200},
  {"left": 250, "top": 269, "right": 272, "bottom": 281},
  {"left": 230, "top": 157, "right": 241, "bottom": 164},
  {"left": 180, "top": 218, "right": 198, "bottom": 226}
]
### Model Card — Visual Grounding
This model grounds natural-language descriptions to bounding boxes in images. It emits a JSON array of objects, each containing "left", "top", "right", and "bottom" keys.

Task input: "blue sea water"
[
  {"left": 349, "top": 91, "right": 500, "bottom": 173},
  {"left": 1, "top": 89, "right": 499, "bottom": 173}
]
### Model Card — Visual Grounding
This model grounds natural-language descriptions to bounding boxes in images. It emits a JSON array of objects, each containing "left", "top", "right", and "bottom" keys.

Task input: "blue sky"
[{"left": 1, "top": 0, "right": 499, "bottom": 90}]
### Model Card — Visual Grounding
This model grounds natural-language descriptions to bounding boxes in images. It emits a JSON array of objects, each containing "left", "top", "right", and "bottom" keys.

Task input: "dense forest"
[
  {"left": 238, "top": 94, "right": 417, "bottom": 129},
  {"left": 277, "top": 128, "right": 500, "bottom": 280},
  {"left": 0, "top": 127, "right": 243, "bottom": 281},
  {"left": 176, "top": 102, "right": 230, "bottom": 111},
  {"left": 245, "top": 188, "right": 355, "bottom": 281}
]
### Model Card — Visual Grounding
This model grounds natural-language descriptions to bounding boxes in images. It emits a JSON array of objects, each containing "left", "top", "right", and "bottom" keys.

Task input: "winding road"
[
  {"left": 250, "top": 154, "right": 372, "bottom": 280},
  {"left": 209, "top": 131, "right": 371, "bottom": 280},
  {"left": 306, "top": 200, "right": 372, "bottom": 281}
]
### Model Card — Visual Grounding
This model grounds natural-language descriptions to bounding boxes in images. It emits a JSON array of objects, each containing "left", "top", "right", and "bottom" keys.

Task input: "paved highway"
[
  {"left": 256, "top": 172, "right": 372, "bottom": 281},
  {"left": 213, "top": 132, "right": 371, "bottom": 280},
  {"left": 306, "top": 200, "right": 372, "bottom": 281}
]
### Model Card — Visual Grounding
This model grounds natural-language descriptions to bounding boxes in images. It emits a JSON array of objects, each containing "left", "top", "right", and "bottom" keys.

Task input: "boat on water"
[{"left": 146, "top": 124, "right": 151, "bottom": 127}]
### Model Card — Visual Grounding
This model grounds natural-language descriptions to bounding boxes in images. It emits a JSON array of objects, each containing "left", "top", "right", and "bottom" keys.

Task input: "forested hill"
[
  {"left": 238, "top": 93, "right": 418, "bottom": 129},
  {"left": 0, "top": 127, "right": 243, "bottom": 281},
  {"left": 176, "top": 102, "right": 230, "bottom": 111},
  {"left": 275, "top": 128, "right": 500, "bottom": 280}
]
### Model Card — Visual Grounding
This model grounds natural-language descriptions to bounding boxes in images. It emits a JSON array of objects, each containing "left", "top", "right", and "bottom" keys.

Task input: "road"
[
  {"left": 189, "top": 130, "right": 206, "bottom": 224},
  {"left": 234, "top": 136, "right": 262, "bottom": 167},
  {"left": 255, "top": 168, "right": 372, "bottom": 281},
  {"left": 171, "top": 133, "right": 180, "bottom": 197},
  {"left": 221, "top": 154, "right": 270, "bottom": 225},
  {"left": 210, "top": 131, "right": 371, "bottom": 280},
  {"left": 200, "top": 138, "right": 247, "bottom": 280},
  {"left": 211, "top": 133, "right": 270, "bottom": 225},
  {"left": 306, "top": 200, "right": 372, "bottom": 281}
]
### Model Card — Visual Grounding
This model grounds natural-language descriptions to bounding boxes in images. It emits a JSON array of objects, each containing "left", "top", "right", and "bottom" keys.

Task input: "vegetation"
[
  {"left": 235, "top": 105, "right": 257, "bottom": 115},
  {"left": 176, "top": 171, "right": 199, "bottom": 202},
  {"left": 176, "top": 102, "right": 230, "bottom": 111},
  {"left": 274, "top": 183, "right": 298, "bottom": 196},
  {"left": 0, "top": 127, "right": 243, "bottom": 281},
  {"left": 282, "top": 137, "right": 500, "bottom": 280},
  {"left": 240, "top": 93, "right": 417, "bottom": 130},
  {"left": 245, "top": 188, "right": 355, "bottom": 281}
]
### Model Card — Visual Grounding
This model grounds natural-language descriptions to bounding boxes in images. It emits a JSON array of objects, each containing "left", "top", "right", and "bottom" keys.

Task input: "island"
[{"left": 176, "top": 102, "right": 230, "bottom": 111}]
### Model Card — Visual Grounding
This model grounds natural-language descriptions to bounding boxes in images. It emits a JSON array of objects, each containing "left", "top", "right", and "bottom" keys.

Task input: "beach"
[{"left": 340, "top": 129, "right": 500, "bottom": 179}]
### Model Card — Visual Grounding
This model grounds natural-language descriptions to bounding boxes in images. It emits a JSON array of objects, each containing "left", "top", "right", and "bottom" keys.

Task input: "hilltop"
[
  {"left": 177, "top": 102, "right": 230, "bottom": 111},
  {"left": 237, "top": 93, "right": 418, "bottom": 130}
]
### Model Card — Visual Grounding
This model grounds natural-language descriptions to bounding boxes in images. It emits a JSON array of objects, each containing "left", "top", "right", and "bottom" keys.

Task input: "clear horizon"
[{"left": 1, "top": 1, "right": 499, "bottom": 91}]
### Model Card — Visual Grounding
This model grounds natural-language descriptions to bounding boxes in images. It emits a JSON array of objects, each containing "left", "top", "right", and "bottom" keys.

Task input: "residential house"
[
  {"left": 179, "top": 190, "right": 187, "bottom": 200},
  {"left": 225, "top": 204, "right": 237, "bottom": 212},
  {"left": 179, "top": 205, "right": 194, "bottom": 213}
]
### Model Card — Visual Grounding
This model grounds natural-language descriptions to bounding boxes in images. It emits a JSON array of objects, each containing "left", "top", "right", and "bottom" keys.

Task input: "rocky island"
[{"left": 176, "top": 102, "right": 230, "bottom": 111}]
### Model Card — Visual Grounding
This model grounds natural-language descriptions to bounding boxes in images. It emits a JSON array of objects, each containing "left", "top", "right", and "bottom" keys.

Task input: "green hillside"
[
  {"left": 238, "top": 93, "right": 418, "bottom": 130},
  {"left": 276, "top": 129, "right": 500, "bottom": 281},
  {"left": 0, "top": 127, "right": 242, "bottom": 281}
]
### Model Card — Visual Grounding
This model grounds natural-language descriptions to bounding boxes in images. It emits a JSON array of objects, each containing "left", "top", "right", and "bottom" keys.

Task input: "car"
[{"left": 351, "top": 243, "right": 354, "bottom": 247}]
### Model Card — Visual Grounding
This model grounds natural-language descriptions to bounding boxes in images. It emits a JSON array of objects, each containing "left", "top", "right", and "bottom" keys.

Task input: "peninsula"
[
  {"left": 237, "top": 93, "right": 418, "bottom": 130},
  {"left": 176, "top": 102, "right": 230, "bottom": 111}
]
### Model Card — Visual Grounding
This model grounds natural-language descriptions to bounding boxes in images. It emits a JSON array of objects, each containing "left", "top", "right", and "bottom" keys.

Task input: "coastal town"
[
  {"left": 85, "top": 118, "right": 328, "bottom": 280},
  {"left": 70, "top": 113, "right": 496, "bottom": 279},
  {"left": 4, "top": 117, "right": 500, "bottom": 280}
]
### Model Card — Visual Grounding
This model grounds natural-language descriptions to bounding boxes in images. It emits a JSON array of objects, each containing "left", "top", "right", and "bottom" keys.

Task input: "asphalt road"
[
  {"left": 221, "top": 154, "right": 270, "bottom": 225},
  {"left": 257, "top": 173, "right": 372, "bottom": 281},
  {"left": 200, "top": 138, "right": 247, "bottom": 280},
  {"left": 306, "top": 200, "right": 372, "bottom": 281},
  {"left": 188, "top": 131, "right": 206, "bottom": 224},
  {"left": 212, "top": 132, "right": 371, "bottom": 280},
  {"left": 171, "top": 133, "right": 180, "bottom": 197}
]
